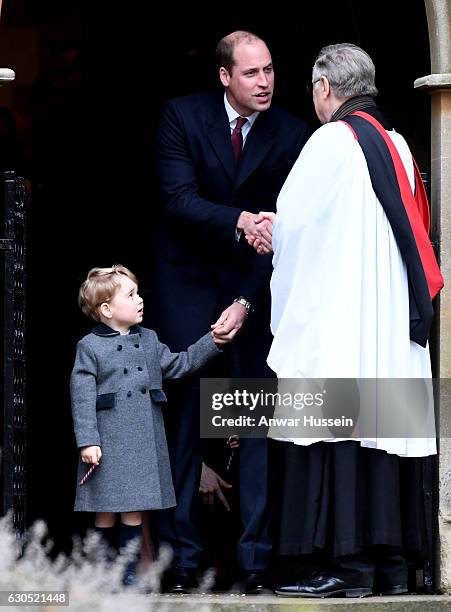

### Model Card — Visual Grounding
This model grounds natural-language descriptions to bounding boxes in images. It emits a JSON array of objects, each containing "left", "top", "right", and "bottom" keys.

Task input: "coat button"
[
  {"left": 127, "top": 391, "right": 132, "bottom": 398},
  {"left": 137, "top": 366, "right": 143, "bottom": 371},
  {"left": 134, "top": 343, "right": 139, "bottom": 348},
  {"left": 117, "top": 345, "right": 122, "bottom": 351},
  {"left": 141, "top": 388, "right": 146, "bottom": 394},
  {"left": 124, "top": 368, "right": 128, "bottom": 374}
]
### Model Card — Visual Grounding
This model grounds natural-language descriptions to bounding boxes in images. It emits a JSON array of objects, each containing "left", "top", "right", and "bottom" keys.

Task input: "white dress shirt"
[{"left": 224, "top": 93, "right": 259, "bottom": 146}]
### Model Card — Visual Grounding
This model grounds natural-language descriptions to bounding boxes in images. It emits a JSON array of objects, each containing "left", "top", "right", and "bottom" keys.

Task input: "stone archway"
[{"left": 415, "top": 0, "right": 451, "bottom": 593}]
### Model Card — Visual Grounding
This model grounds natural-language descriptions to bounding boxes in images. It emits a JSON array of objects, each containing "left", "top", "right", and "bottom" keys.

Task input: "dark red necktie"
[{"left": 231, "top": 116, "right": 248, "bottom": 162}]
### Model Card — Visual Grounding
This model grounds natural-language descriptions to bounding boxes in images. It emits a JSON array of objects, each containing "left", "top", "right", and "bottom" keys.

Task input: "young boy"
[{"left": 71, "top": 264, "right": 227, "bottom": 586}]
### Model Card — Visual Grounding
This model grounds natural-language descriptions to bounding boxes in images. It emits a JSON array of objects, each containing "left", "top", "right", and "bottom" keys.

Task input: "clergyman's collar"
[{"left": 330, "top": 95, "right": 377, "bottom": 122}]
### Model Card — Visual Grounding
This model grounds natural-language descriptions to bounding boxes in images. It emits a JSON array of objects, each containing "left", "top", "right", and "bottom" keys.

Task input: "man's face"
[{"left": 220, "top": 40, "right": 274, "bottom": 116}]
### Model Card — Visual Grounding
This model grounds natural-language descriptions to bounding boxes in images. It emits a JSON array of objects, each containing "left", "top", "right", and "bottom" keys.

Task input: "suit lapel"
[
  {"left": 205, "top": 96, "right": 236, "bottom": 182},
  {"left": 234, "top": 111, "right": 276, "bottom": 191},
  {"left": 204, "top": 93, "right": 277, "bottom": 188}
]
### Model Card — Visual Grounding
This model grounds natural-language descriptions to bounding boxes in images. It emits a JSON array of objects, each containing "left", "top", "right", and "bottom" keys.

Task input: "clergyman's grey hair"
[{"left": 312, "top": 43, "right": 378, "bottom": 98}]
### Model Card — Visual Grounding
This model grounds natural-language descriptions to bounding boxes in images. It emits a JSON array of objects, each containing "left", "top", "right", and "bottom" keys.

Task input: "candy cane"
[{"left": 79, "top": 464, "right": 97, "bottom": 486}]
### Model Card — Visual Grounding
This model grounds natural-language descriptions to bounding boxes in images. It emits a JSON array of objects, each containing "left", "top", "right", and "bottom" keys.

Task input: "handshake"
[{"left": 237, "top": 210, "right": 276, "bottom": 255}]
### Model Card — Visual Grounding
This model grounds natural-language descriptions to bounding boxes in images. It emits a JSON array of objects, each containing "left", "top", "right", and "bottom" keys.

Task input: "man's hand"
[
  {"left": 255, "top": 211, "right": 276, "bottom": 226},
  {"left": 199, "top": 462, "right": 232, "bottom": 511},
  {"left": 211, "top": 302, "right": 248, "bottom": 342},
  {"left": 237, "top": 211, "right": 273, "bottom": 251},
  {"left": 81, "top": 445, "right": 102, "bottom": 465},
  {"left": 245, "top": 211, "right": 276, "bottom": 254},
  {"left": 246, "top": 234, "right": 273, "bottom": 255}
]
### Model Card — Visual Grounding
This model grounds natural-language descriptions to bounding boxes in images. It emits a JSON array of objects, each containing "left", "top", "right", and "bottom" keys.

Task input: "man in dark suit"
[{"left": 150, "top": 30, "right": 310, "bottom": 594}]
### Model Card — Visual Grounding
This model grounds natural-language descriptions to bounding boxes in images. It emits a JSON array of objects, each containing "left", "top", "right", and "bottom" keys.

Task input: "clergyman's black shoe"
[
  {"left": 373, "top": 558, "right": 408, "bottom": 595},
  {"left": 373, "top": 581, "right": 408, "bottom": 596},
  {"left": 275, "top": 572, "right": 372, "bottom": 598},
  {"left": 244, "top": 572, "right": 273, "bottom": 595},
  {"left": 165, "top": 567, "right": 198, "bottom": 594}
]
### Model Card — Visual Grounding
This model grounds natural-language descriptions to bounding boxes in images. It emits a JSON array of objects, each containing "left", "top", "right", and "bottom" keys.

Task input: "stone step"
[{"left": 96, "top": 593, "right": 451, "bottom": 611}]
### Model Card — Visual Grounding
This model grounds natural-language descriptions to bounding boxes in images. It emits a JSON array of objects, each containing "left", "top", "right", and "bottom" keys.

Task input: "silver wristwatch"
[{"left": 234, "top": 296, "right": 253, "bottom": 314}]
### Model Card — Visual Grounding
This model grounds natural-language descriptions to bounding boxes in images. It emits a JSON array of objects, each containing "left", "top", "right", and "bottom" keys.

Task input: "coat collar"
[
  {"left": 92, "top": 322, "right": 142, "bottom": 337},
  {"left": 205, "top": 91, "right": 236, "bottom": 182},
  {"left": 234, "top": 110, "right": 277, "bottom": 191}
]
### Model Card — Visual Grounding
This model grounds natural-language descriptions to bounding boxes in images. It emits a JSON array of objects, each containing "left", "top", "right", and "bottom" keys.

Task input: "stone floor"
[{"left": 65, "top": 592, "right": 451, "bottom": 611}]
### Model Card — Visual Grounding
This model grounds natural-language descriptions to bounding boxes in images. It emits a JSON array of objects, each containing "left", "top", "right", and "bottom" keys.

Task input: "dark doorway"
[{"left": 1, "top": 0, "right": 433, "bottom": 561}]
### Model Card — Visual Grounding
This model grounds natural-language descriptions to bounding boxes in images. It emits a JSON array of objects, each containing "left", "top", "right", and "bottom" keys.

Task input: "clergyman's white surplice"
[{"left": 267, "top": 121, "right": 436, "bottom": 457}]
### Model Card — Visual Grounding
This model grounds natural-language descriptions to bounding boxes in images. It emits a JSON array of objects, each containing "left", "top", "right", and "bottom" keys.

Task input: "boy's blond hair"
[{"left": 78, "top": 264, "right": 138, "bottom": 321}]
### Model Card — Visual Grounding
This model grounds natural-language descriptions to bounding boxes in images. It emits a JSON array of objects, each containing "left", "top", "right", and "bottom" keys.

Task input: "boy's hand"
[
  {"left": 80, "top": 445, "right": 102, "bottom": 465},
  {"left": 211, "top": 328, "right": 229, "bottom": 346},
  {"left": 211, "top": 302, "right": 247, "bottom": 343},
  {"left": 227, "top": 435, "right": 239, "bottom": 449}
]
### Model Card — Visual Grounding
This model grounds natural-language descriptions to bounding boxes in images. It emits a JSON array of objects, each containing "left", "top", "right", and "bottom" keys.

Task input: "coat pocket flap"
[
  {"left": 150, "top": 389, "right": 167, "bottom": 404},
  {"left": 96, "top": 392, "right": 116, "bottom": 411}
]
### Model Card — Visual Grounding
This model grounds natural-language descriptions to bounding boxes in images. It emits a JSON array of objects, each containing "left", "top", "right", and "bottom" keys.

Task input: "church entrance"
[{"left": 1, "top": 0, "right": 444, "bottom": 591}]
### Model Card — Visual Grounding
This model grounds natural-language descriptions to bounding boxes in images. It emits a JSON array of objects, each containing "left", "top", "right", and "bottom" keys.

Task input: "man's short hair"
[
  {"left": 78, "top": 264, "right": 138, "bottom": 322},
  {"left": 313, "top": 43, "right": 378, "bottom": 98},
  {"left": 216, "top": 30, "right": 263, "bottom": 75}
]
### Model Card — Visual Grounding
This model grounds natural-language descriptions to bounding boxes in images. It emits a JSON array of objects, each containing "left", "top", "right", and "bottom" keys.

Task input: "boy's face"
[{"left": 101, "top": 276, "right": 143, "bottom": 331}]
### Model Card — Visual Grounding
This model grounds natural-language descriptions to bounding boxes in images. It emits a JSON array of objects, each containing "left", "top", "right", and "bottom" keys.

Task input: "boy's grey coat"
[{"left": 71, "top": 323, "right": 220, "bottom": 512}]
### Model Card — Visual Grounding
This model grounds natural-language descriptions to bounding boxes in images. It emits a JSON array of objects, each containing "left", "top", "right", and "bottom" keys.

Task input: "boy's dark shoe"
[
  {"left": 118, "top": 523, "right": 142, "bottom": 588},
  {"left": 122, "top": 568, "right": 139, "bottom": 587}
]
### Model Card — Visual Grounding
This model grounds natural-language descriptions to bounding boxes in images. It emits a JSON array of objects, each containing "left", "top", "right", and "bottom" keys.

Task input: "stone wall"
[{"left": 418, "top": 0, "right": 451, "bottom": 593}]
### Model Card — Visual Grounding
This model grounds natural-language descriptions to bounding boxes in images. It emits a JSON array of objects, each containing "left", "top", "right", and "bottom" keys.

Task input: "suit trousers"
[
  {"left": 151, "top": 257, "right": 274, "bottom": 571},
  {"left": 158, "top": 378, "right": 273, "bottom": 570}
]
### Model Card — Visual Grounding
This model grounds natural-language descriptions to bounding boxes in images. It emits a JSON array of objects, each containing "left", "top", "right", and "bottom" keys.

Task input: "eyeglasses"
[{"left": 306, "top": 78, "right": 321, "bottom": 95}]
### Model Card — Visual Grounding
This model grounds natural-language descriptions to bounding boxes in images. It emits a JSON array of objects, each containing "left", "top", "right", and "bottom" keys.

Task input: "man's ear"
[
  {"left": 219, "top": 67, "right": 230, "bottom": 88},
  {"left": 99, "top": 302, "right": 112, "bottom": 320},
  {"left": 320, "top": 76, "right": 331, "bottom": 98}
]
